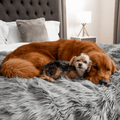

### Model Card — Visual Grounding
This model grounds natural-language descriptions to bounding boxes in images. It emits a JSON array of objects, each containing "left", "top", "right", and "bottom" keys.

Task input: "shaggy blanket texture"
[{"left": 0, "top": 44, "right": 120, "bottom": 120}]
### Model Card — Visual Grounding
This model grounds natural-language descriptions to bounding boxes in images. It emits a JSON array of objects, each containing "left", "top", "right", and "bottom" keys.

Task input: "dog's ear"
[
  {"left": 69, "top": 56, "right": 76, "bottom": 65},
  {"left": 112, "top": 61, "right": 116, "bottom": 74},
  {"left": 87, "top": 60, "right": 92, "bottom": 72}
]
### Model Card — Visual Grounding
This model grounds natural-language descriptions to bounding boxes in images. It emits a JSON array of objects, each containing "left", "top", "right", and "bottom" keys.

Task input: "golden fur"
[
  {"left": 0, "top": 39, "right": 117, "bottom": 84},
  {"left": 1, "top": 59, "right": 40, "bottom": 78},
  {"left": 1, "top": 40, "right": 61, "bottom": 78},
  {"left": 57, "top": 39, "right": 116, "bottom": 84}
]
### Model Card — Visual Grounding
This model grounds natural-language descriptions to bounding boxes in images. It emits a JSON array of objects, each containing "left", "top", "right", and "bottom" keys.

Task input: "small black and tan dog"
[{"left": 40, "top": 53, "right": 92, "bottom": 82}]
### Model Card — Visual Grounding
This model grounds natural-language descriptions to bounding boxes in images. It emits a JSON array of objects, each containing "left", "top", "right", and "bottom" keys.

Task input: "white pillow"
[
  {"left": 6, "top": 22, "right": 20, "bottom": 44},
  {"left": 0, "top": 20, "right": 9, "bottom": 44},
  {"left": 4, "top": 18, "right": 60, "bottom": 44},
  {"left": 45, "top": 21, "right": 60, "bottom": 41}
]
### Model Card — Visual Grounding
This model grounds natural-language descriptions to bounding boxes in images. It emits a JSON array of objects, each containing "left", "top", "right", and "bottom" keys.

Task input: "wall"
[
  {"left": 66, "top": 0, "right": 115, "bottom": 44},
  {"left": 98, "top": 0, "right": 115, "bottom": 44}
]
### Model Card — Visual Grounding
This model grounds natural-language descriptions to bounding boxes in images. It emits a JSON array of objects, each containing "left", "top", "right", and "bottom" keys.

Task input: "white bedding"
[
  {"left": 0, "top": 43, "right": 29, "bottom": 52},
  {"left": 0, "top": 19, "right": 60, "bottom": 52}
]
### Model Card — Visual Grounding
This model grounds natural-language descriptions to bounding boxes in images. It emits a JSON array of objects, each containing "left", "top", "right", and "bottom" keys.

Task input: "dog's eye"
[
  {"left": 77, "top": 60, "right": 80, "bottom": 62},
  {"left": 84, "top": 61, "right": 87, "bottom": 64},
  {"left": 93, "top": 66, "right": 98, "bottom": 69},
  {"left": 107, "top": 68, "right": 110, "bottom": 71}
]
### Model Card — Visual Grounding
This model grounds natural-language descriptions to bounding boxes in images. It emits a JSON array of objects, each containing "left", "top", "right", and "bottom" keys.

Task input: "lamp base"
[{"left": 78, "top": 23, "right": 89, "bottom": 37}]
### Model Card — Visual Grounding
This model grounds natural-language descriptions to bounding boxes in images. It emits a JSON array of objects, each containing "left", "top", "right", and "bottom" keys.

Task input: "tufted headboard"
[{"left": 0, "top": 0, "right": 66, "bottom": 38}]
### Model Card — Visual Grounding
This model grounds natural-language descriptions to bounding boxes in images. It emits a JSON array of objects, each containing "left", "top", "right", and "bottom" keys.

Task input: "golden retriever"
[{"left": 0, "top": 39, "right": 116, "bottom": 84}]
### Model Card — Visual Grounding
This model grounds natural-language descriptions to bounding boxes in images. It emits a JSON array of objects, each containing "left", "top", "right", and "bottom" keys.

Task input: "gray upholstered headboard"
[{"left": 0, "top": 0, "right": 66, "bottom": 38}]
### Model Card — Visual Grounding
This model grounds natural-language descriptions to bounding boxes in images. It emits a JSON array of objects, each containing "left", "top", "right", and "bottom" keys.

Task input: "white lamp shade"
[{"left": 76, "top": 11, "right": 91, "bottom": 23}]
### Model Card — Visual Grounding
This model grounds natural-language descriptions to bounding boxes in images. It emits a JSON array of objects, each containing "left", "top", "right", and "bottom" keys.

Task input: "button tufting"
[
  {"left": 43, "top": 11, "right": 45, "bottom": 15},
  {"left": 6, "top": 10, "right": 9, "bottom": 15},
  {"left": 21, "top": 0, "right": 24, "bottom": 5},
  {"left": 51, "top": 11, "right": 53, "bottom": 15},
  {"left": 35, "top": 12, "right": 37, "bottom": 15},
  {"left": 16, "top": 10, "right": 19, "bottom": 15},
  {"left": 0, "top": 0, "right": 59, "bottom": 22},
  {"left": 38, "top": 1, "right": 41, "bottom": 5},
  {"left": 30, "top": 1, "right": 32, "bottom": 5},
  {"left": 0, "top": 0, "right": 3, "bottom": 4},
  {"left": 10, "top": 0, "right": 13, "bottom": 4},
  {"left": 26, "top": 11, "right": 29, "bottom": 15},
  {"left": 47, "top": 2, "right": 49, "bottom": 6}
]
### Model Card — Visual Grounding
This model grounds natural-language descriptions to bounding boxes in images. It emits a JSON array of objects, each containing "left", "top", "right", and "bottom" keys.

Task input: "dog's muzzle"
[
  {"left": 78, "top": 63, "right": 82, "bottom": 68},
  {"left": 99, "top": 79, "right": 110, "bottom": 87}
]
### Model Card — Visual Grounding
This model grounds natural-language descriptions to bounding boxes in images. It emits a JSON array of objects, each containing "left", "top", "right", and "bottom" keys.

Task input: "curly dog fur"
[{"left": 40, "top": 53, "right": 92, "bottom": 82}]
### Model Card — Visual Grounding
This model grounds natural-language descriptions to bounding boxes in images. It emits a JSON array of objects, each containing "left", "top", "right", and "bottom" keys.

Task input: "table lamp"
[{"left": 76, "top": 11, "right": 91, "bottom": 37}]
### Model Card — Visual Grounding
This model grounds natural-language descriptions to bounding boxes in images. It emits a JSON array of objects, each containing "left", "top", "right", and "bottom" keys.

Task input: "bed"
[{"left": 0, "top": 0, "right": 120, "bottom": 120}]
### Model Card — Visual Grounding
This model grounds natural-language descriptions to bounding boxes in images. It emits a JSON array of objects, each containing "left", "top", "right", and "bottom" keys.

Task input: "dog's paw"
[
  {"left": 47, "top": 77, "right": 55, "bottom": 82},
  {"left": 41, "top": 76, "right": 55, "bottom": 83}
]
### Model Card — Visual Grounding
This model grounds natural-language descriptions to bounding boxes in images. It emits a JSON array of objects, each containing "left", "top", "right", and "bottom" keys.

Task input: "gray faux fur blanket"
[{"left": 0, "top": 44, "right": 120, "bottom": 120}]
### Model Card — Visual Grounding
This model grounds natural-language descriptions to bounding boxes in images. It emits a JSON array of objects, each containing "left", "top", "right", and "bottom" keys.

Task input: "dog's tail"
[{"left": 1, "top": 58, "right": 40, "bottom": 78}]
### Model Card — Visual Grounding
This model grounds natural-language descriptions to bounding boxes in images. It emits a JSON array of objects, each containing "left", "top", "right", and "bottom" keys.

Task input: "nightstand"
[{"left": 70, "top": 36, "right": 96, "bottom": 43}]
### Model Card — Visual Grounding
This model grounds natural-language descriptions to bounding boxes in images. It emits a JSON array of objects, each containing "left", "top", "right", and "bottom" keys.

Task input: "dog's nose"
[
  {"left": 99, "top": 79, "right": 109, "bottom": 87},
  {"left": 78, "top": 63, "right": 82, "bottom": 67}
]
